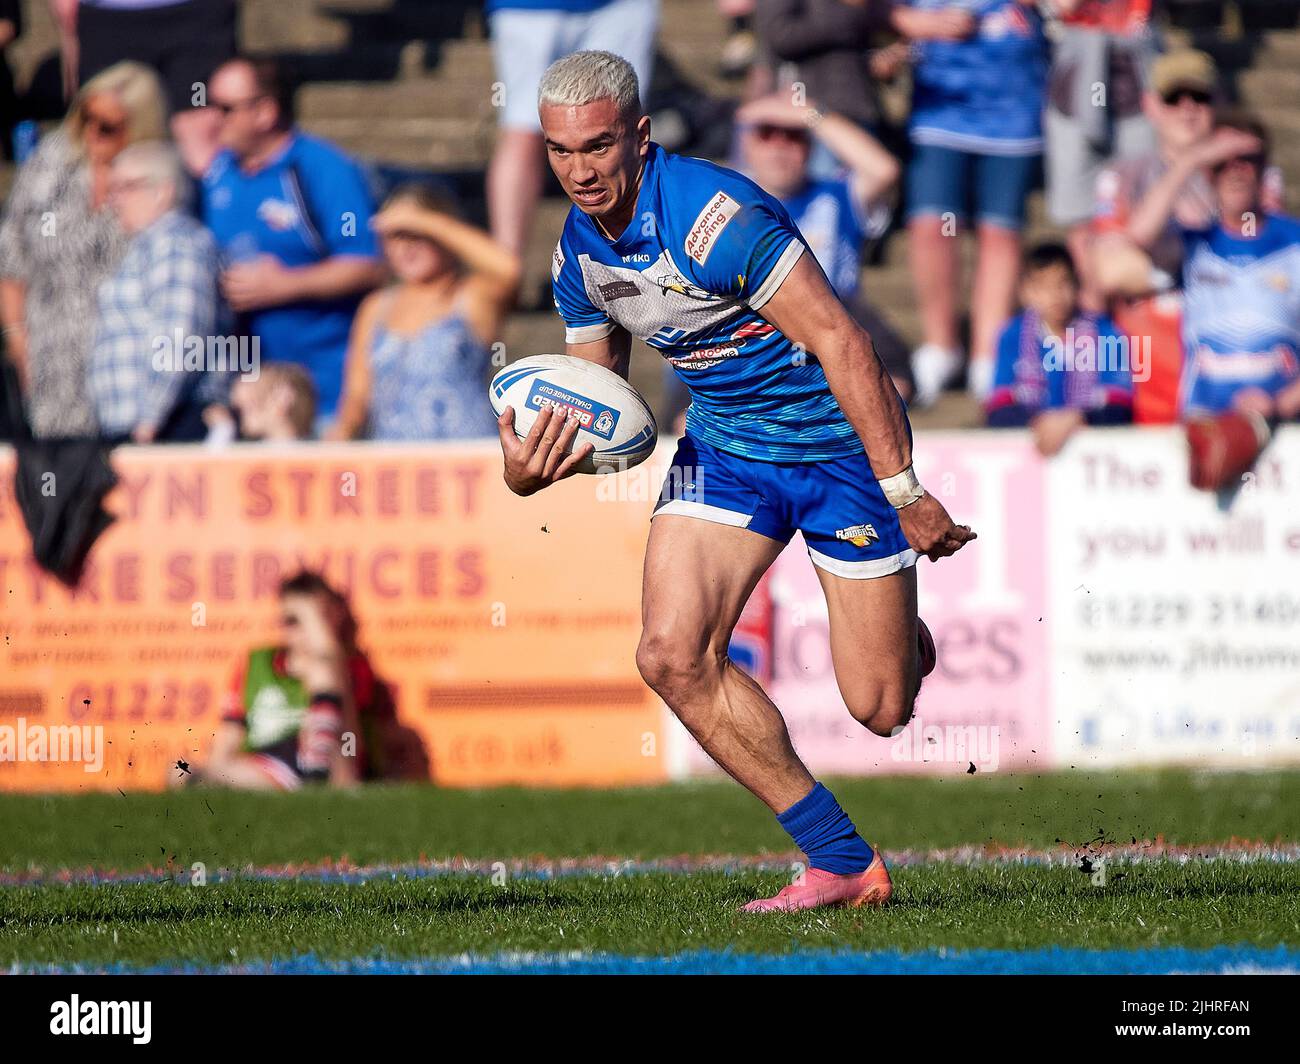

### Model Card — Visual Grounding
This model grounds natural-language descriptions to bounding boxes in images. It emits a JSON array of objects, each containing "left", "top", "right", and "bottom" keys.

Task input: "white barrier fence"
[{"left": 671, "top": 428, "right": 1300, "bottom": 776}]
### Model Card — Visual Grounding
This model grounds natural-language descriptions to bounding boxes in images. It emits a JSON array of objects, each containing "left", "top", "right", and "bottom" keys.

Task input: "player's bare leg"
[
  {"left": 638, "top": 514, "right": 892, "bottom": 912},
  {"left": 813, "top": 564, "right": 923, "bottom": 738},
  {"left": 737, "top": 565, "right": 926, "bottom": 913},
  {"left": 636, "top": 514, "right": 812, "bottom": 813}
]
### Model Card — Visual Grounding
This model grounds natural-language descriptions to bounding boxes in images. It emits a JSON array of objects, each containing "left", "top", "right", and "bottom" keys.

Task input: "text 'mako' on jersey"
[{"left": 550, "top": 143, "right": 869, "bottom": 463}]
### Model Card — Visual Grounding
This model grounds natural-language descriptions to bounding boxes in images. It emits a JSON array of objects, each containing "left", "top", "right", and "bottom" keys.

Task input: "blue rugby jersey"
[
  {"left": 551, "top": 143, "right": 872, "bottom": 462},
  {"left": 201, "top": 132, "right": 379, "bottom": 416},
  {"left": 905, "top": 0, "right": 1049, "bottom": 157},
  {"left": 1179, "top": 214, "right": 1300, "bottom": 416}
]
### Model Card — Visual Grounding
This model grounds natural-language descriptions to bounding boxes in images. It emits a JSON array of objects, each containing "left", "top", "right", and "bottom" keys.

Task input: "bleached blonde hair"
[{"left": 537, "top": 50, "right": 641, "bottom": 123}]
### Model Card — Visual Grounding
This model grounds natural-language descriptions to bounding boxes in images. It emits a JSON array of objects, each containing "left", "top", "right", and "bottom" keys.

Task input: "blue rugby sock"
[{"left": 776, "top": 782, "right": 874, "bottom": 875}]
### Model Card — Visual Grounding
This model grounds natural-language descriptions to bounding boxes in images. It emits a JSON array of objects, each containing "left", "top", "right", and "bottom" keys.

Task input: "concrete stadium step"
[
  {"left": 1237, "top": 67, "right": 1300, "bottom": 106},
  {"left": 242, "top": 0, "right": 484, "bottom": 55},
  {"left": 297, "top": 61, "right": 495, "bottom": 120},
  {"left": 304, "top": 120, "right": 495, "bottom": 170}
]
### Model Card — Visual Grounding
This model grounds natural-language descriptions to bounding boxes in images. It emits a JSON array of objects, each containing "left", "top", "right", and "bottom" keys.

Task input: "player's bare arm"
[
  {"left": 758, "top": 255, "right": 977, "bottom": 561},
  {"left": 567, "top": 325, "right": 632, "bottom": 378}
]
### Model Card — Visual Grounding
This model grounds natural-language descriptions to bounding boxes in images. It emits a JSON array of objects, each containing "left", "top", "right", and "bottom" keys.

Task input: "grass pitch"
[{"left": 2, "top": 770, "right": 1299, "bottom": 971}]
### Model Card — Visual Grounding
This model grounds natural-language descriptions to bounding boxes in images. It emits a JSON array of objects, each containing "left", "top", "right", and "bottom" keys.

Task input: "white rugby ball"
[{"left": 489, "top": 354, "right": 658, "bottom": 474}]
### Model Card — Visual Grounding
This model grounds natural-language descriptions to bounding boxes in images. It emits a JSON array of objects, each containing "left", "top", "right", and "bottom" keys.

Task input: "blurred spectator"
[
  {"left": 1091, "top": 50, "right": 1286, "bottom": 424},
  {"left": 189, "top": 571, "right": 397, "bottom": 790},
  {"left": 485, "top": 0, "right": 659, "bottom": 259},
  {"left": 0, "top": 0, "right": 21, "bottom": 160},
  {"left": 735, "top": 93, "right": 914, "bottom": 400},
  {"left": 899, "top": 0, "right": 1049, "bottom": 406},
  {"left": 717, "top": 0, "right": 757, "bottom": 80},
  {"left": 0, "top": 61, "right": 167, "bottom": 438},
  {"left": 332, "top": 185, "right": 520, "bottom": 442},
  {"left": 986, "top": 242, "right": 1132, "bottom": 457},
  {"left": 230, "top": 363, "right": 317, "bottom": 442},
  {"left": 49, "top": 0, "right": 237, "bottom": 176},
  {"left": 88, "top": 141, "right": 224, "bottom": 443},
  {"left": 1043, "top": 0, "right": 1157, "bottom": 306},
  {"left": 1127, "top": 112, "right": 1300, "bottom": 425},
  {"left": 753, "top": 0, "right": 896, "bottom": 141},
  {"left": 201, "top": 57, "right": 386, "bottom": 434}
]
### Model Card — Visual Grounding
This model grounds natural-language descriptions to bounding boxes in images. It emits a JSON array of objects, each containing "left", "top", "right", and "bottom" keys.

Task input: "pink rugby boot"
[{"left": 741, "top": 851, "right": 893, "bottom": 913}]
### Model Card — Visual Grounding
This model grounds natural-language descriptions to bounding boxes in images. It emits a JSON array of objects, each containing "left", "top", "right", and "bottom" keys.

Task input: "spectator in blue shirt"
[
  {"left": 899, "top": 0, "right": 1049, "bottom": 406},
  {"left": 88, "top": 140, "right": 224, "bottom": 443},
  {"left": 200, "top": 57, "right": 386, "bottom": 431},
  {"left": 986, "top": 242, "right": 1133, "bottom": 457}
]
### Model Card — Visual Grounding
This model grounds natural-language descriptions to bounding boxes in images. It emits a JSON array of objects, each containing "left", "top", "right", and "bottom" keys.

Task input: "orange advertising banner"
[{"left": 0, "top": 442, "right": 667, "bottom": 791}]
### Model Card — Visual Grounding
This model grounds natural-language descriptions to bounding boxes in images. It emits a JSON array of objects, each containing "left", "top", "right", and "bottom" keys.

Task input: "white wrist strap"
[{"left": 879, "top": 465, "right": 925, "bottom": 509}]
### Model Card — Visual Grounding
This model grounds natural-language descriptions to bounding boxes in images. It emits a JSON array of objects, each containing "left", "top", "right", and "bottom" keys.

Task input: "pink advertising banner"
[{"left": 677, "top": 433, "right": 1053, "bottom": 777}]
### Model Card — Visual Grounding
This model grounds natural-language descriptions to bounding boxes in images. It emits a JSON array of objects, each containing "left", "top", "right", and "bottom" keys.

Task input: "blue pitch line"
[
  {"left": 22, "top": 945, "right": 1300, "bottom": 976},
  {"left": 9, "top": 845, "right": 1300, "bottom": 889}
]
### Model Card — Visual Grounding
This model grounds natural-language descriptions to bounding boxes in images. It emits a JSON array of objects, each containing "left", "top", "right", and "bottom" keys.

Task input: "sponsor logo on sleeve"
[
  {"left": 525, "top": 379, "right": 622, "bottom": 441},
  {"left": 551, "top": 242, "right": 566, "bottom": 281},
  {"left": 685, "top": 191, "right": 741, "bottom": 266}
]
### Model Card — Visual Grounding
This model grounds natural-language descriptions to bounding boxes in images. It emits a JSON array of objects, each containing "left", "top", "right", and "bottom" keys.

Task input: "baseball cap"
[{"left": 1151, "top": 50, "right": 1217, "bottom": 99}]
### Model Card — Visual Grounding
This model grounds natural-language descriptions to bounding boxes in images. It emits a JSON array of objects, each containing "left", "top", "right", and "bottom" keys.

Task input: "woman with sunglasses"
[
  {"left": 329, "top": 184, "right": 521, "bottom": 442},
  {"left": 0, "top": 61, "right": 168, "bottom": 438}
]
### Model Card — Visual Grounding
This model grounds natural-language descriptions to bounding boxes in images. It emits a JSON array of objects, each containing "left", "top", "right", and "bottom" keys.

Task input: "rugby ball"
[{"left": 489, "top": 354, "right": 658, "bottom": 474}]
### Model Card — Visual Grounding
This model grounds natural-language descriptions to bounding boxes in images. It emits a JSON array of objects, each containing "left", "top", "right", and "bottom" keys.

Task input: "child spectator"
[
  {"left": 986, "top": 243, "right": 1133, "bottom": 456},
  {"left": 230, "top": 363, "right": 317, "bottom": 441},
  {"left": 331, "top": 184, "right": 520, "bottom": 442},
  {"left": 1126, "top": 112, "right": 1300, "bottom": 424},
  {"left": 1088, "top": 51, "right": 1282, "bottom": 426}
]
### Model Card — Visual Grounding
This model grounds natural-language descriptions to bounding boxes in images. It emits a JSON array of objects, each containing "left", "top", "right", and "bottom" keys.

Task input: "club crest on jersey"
[
  {"left": 651, "top": 270, "right": 714, "bottom": 302},
  {"left": 835, "top": 523, "right": 879, "bottom": 548},
  {"left": 685, "top": 191, "right": 741, "bottom": 266},
  {"left": 257, "top": 198, "right": 300, "bottom": 232},
  {"left": 525, "top": 379, "right": 621, "bottom": 441}
]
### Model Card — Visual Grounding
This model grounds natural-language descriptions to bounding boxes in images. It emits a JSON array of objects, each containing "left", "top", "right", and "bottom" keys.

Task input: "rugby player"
[{"left": 496, "top": 50, "right": 975, "bottom": 912}]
